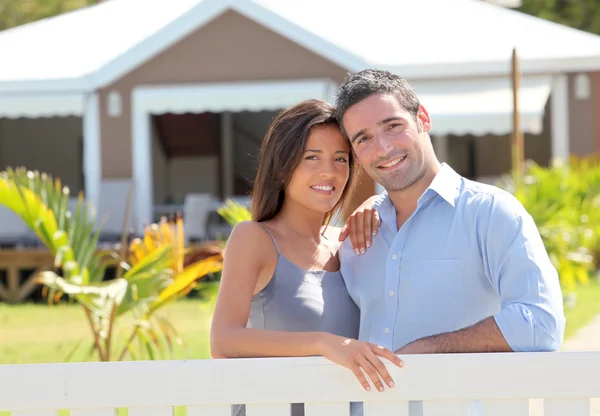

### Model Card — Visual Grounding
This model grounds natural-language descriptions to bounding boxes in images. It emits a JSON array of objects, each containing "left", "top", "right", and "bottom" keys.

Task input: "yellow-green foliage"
[
  {"left": 499, "top": 156, "right": 600, "bottom": 292},
  {"left": 217, "top": 199, "right": 252, "bottom": 226},
  {"left": 0, "top": 167, "right": 223, "bottom": 362}
]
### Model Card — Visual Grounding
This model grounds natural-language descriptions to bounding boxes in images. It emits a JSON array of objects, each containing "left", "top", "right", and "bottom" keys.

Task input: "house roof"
[{"left": 1, "top": 0, "right": 600, "bottom": 93}]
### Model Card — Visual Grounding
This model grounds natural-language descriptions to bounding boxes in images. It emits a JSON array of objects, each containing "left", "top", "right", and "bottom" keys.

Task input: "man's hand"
[{"left": 394, "top": 317, "right": 513, "bottom": 355}]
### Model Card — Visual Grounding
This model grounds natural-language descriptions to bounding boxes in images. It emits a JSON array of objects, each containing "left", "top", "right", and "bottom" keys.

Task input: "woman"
[{"left": 210, "top": 100, "right": 401, "bottom": 404}]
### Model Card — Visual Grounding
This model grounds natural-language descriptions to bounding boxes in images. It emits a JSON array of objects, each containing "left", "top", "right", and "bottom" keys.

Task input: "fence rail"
[{"left": 0, "top": 352, "right": 598, "bottom": 415}]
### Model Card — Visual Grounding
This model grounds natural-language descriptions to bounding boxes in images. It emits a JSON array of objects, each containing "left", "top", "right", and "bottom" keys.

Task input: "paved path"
[
  {"left": 529, "top": 313, "right": 600, "bottom": 415},
  {"left": 563, "top": 313, "right": 600, "bottom": 352}
]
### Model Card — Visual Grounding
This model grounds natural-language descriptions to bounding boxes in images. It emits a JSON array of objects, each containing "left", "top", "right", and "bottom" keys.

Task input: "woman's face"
[{"left": 285, "top": 124, "right": 351, "bottom": 215}]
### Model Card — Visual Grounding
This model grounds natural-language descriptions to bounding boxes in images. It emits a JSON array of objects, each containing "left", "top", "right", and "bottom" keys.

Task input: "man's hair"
[{"left": 335, "top": 69, "right": 421, "bottom": 138}]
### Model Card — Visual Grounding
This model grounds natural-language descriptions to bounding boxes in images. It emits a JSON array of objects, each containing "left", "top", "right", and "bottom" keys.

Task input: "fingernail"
[
  {"left": 389, "top": 381, "right": 395, "bottom": 388},
  {"left": 364, "top": 385, "right": 370, "bottom": 391},
  {"left": 378, "top": 386, "right": 384, "bottom": 392},
  {"left": 355, "top": 249, "right": 360, "bottom": 255},
  {"left": 373, "top": 231, "right": 377, "bottom": 236},
  {"left": 360, "top": 248, "right": 365, "bottom": 254},
  {"left": 366, "top": 241, "right": 371, "bottom": 247}
]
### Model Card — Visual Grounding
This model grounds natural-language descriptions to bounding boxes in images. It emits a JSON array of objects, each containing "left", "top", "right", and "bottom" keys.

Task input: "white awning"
[
  {"left": 413, "top": 76, "right": 552, "bottom": 136},
  {"left": 132, "top": 79, "right": 339, "bottom": 115},
  {"left": 0, "top": 93, "right": 84, "bottom": 118}
]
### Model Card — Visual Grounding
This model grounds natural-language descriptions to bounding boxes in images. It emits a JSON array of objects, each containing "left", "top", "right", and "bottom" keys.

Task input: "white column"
[
  {"left": 220, "top": 111, "right": 234, "bottom": 198},
  {"left": 551, "top": 74, "right": 570, "bottom": 162},
  {"left": 83, "top": 93, "right": 102, "bottom": 212},
  {"left": 432, "top": 134, "right": 449, "bottom": 163},
  {"left": 132, "top": 97, "right": 153, "bottom": 234}
]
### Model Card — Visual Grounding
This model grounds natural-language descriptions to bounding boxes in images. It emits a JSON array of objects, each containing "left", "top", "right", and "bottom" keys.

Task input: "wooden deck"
[{"left": 0, "top": 248, "right": 54, "bottom": 303}]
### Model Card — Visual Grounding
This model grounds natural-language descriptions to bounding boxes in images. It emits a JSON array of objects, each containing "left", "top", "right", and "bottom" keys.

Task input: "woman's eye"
[
  {"left": 305, "top": 155, "right": 318, "bottom": 160},
  {"left": 387, "top": 123, "right": 400, "bottom": 130},
  {"left": 336, "top": 157, "right": 348, "bottom": 163}
]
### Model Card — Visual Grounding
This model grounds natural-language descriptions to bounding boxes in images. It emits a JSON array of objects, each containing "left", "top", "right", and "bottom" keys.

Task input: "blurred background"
[{"left": 2, "top": 0, "right": 600, "bottom": 366}]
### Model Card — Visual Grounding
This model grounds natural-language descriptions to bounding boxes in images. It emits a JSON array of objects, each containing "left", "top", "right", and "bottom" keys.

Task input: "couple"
[{"left": 210, "top": 69, "right": 566, "bottom": 412}]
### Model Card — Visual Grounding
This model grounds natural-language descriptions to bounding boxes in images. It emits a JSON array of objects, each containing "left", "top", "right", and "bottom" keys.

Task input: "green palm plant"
[{"left": 0, "top": 167, "right": 223, "bottom": 361}]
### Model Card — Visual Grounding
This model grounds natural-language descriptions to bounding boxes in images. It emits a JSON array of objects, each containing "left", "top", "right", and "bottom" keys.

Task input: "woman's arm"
[
  {"left": 210, "top": 221, "right": 320, "bottom": 358},
  {"left": 210, "top": 221, "right": 402, "bottom": 392}
]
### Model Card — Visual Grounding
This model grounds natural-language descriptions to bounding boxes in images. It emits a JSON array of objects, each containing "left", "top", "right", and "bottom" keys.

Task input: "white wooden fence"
[{"left": 0, "top": 352, "right": 599, "bottom": 416}]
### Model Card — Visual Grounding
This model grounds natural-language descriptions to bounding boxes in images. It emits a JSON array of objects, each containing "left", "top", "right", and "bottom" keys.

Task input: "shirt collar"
[
  {"left": 427, "top": 163, "right": 462, "bottom": 208},
  {"left": 375, "top": 163, "right": 462, "bottom": 230}
]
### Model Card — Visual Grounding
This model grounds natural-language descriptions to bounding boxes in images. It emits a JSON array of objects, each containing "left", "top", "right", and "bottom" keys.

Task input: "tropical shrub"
[
  {"left": 0, "top": 167, "right": 223, "bottom": 361},
  {"left": 217, "top": 199, "right": 252, "bottom": 226},
  {"left": 498, "top": 156, "right": 600, "bottom": 292}
]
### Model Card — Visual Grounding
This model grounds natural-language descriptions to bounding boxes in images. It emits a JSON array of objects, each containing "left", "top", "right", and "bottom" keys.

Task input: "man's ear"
[{"left": 417, "top": 105, "right": 432, "bottom": 133}]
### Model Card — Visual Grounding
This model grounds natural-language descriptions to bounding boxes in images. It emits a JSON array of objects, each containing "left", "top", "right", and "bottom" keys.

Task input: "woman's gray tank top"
[{"left": 232, "top": 223, "right": 360, "bottom": 416}]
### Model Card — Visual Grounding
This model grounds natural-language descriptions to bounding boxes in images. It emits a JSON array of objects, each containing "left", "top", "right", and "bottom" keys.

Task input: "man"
[{"left": 336, "top": 69, "right": 565, "bottom": 357}]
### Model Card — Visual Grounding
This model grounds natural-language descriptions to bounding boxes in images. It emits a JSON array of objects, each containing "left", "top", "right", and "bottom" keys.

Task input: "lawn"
[
  {"left": 1, "top": 280, "right": 599, "bottom": 366},
  {"left": 563, "top": 278, "right": 600, "bottom": 340},
  {"left": 0, "top": 280, "right": 598, "bottom": 415},
  {"left": 0, "top": 293, "right": 217, "bottom": 365}
]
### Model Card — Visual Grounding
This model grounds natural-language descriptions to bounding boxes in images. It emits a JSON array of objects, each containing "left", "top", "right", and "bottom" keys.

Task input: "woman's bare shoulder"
[{"left": 226, "top": 221, "right": 275, "bottom": 254}]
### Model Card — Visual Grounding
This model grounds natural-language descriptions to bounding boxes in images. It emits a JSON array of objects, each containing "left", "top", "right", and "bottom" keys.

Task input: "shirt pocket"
[{"left": 404, "top": 258, "right": 465, "bottom": 297}]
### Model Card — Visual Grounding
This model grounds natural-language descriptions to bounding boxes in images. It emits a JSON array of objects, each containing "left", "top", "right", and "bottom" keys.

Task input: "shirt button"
[
  {"left": 384, "top": 328, "right": 390, "bottom": 334},
  {"left": 389, "top": 290, "right": 395, "bottom": 296},
  {"left": 391, "top": 254, "right": 398, "bottom": 260}
]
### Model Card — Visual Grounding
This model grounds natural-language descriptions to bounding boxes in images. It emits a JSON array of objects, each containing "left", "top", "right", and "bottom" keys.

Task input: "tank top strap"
[{"left": 256, "top": 222, "right": 281, "bottom": 254}]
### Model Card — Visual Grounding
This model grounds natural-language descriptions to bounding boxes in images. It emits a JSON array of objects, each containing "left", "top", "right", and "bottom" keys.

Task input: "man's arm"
[
  {"left": 395, "top": 317, "right": 511, "bottom": 354},
  {"left": 397, "top": 191, "right": 565, "bottom": 355}
]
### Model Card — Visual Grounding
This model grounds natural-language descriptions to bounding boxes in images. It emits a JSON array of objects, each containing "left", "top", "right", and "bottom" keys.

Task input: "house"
[{"left": 1, "top": 0, "right": 600, "bottom": 236}]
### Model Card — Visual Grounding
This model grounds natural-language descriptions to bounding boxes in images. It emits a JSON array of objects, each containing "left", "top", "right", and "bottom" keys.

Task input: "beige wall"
[
  {"left": 0, "top": 116, "right": 83, "bottom": 193},
  {"left": 100, "top": 9, "right": 375, "bottom": 213},
  {"left": 568, "top": 71, "right": 600, "bottom": 157},
  {"left": 99, "top": 10, "right": 348, "bottom": 179}
]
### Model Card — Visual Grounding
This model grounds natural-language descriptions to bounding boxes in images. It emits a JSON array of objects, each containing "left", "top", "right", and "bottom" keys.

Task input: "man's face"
[{"left": 342, "top": 93, "right": 432, "bottom": 192}]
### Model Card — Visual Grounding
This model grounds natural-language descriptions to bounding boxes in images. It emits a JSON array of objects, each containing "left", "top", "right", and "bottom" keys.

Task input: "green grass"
[
  {"left": 0, "top": 280, "right": 598, "bottom": 415},
  {"left": 1, "top": 281, "right": 599, "bottom": 365},
  {"left": 0, "top": 296, "right": 216, "bottom": 365},
  {"left": 563, "top": 278, "right": 600, "bottom": 340},
  {"left": 1, "top": 280, "right": 599, "bottom": 364},
  {"left": 0, "top": 295, "right": 216, "bottom": 415}
]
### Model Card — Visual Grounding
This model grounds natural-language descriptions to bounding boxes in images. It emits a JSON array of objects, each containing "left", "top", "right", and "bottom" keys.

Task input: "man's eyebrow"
[
  {"left": 350, "top": 116, "right": 404, "bottom": 144},
  {"left": 304, "top": 149, "right": 350, "bottom": 154},
  {"left": 350, "top": 128, "right": 368, "bottom": 144}
]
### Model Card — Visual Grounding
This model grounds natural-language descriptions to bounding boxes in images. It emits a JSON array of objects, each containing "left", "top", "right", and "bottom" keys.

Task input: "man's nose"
[{"left": 373, "top": 133, "right": 395, "bottom": 155}]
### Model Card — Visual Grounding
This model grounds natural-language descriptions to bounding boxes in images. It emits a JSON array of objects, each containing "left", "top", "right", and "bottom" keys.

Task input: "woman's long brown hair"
[{"left": 251, "top": 99, "right": 357, "bottom": 225}]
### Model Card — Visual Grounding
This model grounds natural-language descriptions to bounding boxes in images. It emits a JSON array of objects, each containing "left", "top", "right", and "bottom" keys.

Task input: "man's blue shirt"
[{"left": 340, "top": 163, "right": 566, "bottom": 352}]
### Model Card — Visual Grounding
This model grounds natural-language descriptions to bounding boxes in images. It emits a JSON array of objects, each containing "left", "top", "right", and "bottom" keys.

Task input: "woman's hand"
[
  {"left": 318, "top": 333, "right": 403, "bottom": 392},
  {"left": 339, "top": 196, "right": 380, "bottom": 254}
]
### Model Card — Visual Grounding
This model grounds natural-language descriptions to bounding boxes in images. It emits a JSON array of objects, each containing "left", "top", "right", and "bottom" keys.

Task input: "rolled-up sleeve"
[{"left": 479, "top": 192, "right": 566, "bottom": 352}]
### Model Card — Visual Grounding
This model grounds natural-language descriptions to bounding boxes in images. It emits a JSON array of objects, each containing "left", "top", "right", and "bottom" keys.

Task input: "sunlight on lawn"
[{"left": 0, "top": 297, "right": 215, "bottom": 365}]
